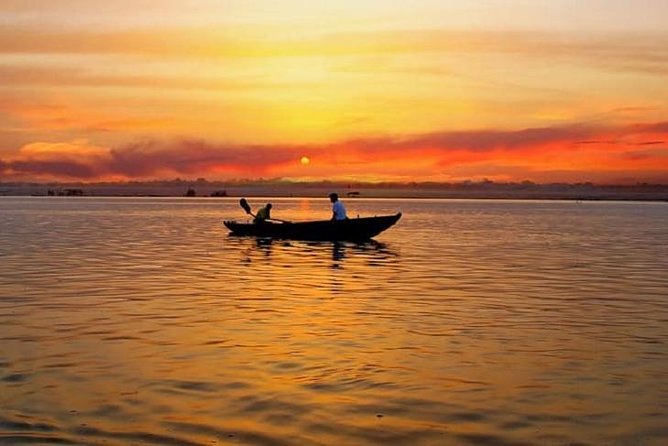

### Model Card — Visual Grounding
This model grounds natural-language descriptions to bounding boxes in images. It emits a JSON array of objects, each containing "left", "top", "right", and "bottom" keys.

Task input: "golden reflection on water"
[{"left": 0, "top": 197, "right": 667, "bottom": 445}]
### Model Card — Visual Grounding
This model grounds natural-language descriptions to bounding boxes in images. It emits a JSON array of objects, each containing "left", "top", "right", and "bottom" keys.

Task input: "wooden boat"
[{"left": 224, "top": 213, "right": 401, "bottom": 241}]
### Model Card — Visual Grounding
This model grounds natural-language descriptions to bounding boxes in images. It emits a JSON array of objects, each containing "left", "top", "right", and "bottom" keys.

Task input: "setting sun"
[{"left": 0, "top": 1, "right": 667, "bottom": 184}]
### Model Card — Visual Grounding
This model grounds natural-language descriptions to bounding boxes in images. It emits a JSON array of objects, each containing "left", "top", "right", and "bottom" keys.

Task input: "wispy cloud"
[
  {"left": 0, "top": 96, "right": 174, "bottom": 135},
  {"left": 2, "top": 25, "right": 667, "bottom": 68},
  {"left": 2, "top": 7, "right": 667, "bottom": 185},
  {"left": 0, "top": 139, "right": 301, "bottom": 180},
  {"left": 2, "top": 121, "right": 666, "bottom": 183},
  {"left": 0, "top": 64, "right": 287, "bottom": 91}
]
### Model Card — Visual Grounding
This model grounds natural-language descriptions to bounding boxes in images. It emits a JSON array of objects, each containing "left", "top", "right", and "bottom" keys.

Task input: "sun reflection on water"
[{"left": 0, "top": 197, "right": 667, "bottom": 445}]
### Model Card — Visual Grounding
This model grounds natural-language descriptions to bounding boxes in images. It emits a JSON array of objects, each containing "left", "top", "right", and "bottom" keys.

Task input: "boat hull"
[{"left": 224, "top": 213, "right": 401, "bottom": 241}]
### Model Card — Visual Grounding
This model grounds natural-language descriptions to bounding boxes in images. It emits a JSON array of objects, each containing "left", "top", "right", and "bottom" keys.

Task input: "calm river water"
[{"left": 1, "top": 197, "right": 667, "bottom": 445}]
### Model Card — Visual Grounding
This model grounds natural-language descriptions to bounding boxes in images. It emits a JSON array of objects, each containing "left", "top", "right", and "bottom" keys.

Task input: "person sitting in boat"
[
  {"left": 254, "top": 203, "right": 272, "bottom": 224},
  {"left": 329, "top": 193, "right": 348, "bottom": 220}
]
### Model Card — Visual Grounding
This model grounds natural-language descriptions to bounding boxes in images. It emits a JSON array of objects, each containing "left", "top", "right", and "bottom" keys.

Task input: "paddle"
[
  {"left": 239, "top": 198, "right": 255, "bottom": 217},
  {"left": 239, "top": 198, "right": 291, "bottom": 224}
]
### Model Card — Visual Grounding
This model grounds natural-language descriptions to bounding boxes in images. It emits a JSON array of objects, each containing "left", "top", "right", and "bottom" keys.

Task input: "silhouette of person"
[
  {"left": 254, "top": 203, "right": 272, "bottom": 224},
  {"left": 329, "top": 193, "right": 347, "bottom": 220}
]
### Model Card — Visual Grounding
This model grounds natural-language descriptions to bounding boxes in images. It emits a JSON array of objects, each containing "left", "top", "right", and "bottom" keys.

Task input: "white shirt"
[{"left": 332, "top": 201, "right": 347, "bottom": 220}]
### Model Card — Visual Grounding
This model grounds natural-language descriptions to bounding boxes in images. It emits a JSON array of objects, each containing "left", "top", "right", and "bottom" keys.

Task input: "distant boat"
[
  {"left": 224, "top": 213, "right": 401, "bottom": 241},
  {"left": 47, "top": 188, "right": 83, "bottom": 196}
]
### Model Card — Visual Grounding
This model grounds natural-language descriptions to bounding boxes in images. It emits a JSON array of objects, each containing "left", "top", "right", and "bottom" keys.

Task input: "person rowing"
[{"left": 254, "top": 203, "right": 272, "bottom": 224}]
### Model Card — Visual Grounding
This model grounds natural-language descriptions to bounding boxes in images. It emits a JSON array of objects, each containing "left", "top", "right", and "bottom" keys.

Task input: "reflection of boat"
[{"left": 224, "top": 213, "right": 401, "bottom": 241}]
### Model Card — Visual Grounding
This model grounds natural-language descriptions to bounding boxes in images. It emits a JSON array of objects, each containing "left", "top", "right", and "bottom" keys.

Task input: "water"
[{"left": 1, "top": 197, "right": 667, "bottom": 445}]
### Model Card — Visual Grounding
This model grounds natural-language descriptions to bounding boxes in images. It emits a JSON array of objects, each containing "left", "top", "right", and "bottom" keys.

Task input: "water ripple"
[{"left": 0, "top": 197, "right": 667, "bottom": 445}]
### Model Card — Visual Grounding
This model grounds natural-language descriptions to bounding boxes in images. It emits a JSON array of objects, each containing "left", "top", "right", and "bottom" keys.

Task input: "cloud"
[
  {"left": 105, "top": 139, "right": 300, "bottom": 177},
  {"left": 321, "top": 123, "right": 614, "bottom": 161},
  {"left": 0, "top": 139, "right": 302, "bottom": 180},
  {"left": 630, "top": 122, "right": 668, "bottom": 133},
  {"left": 621, "top": 148, "right": 668, "bottom": 161},
  {"left": 2, "top": 159, "right": 98, "bottom": 178},
  {"left": 0, "top": 140, "right": 110, "bottom": 179},
  {"left": 1, "top": 25, "right": 667, "bottom": 70},
  {"left": 0, "top": 64, "right": 288, "bottom": 92},
  {"left": 0, "top": 96, "right": 177, "bottom": 134},
  {"left": 0, "top": 25, "right": 264, "bottom": 58},
  {"left": 2, "top": 121, "right": 667, "bottom": 183}
]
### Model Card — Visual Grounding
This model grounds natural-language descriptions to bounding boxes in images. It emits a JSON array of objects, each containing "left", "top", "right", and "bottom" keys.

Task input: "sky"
[{"left": 1, "top": 0, "right": 667, "bottom": 184}]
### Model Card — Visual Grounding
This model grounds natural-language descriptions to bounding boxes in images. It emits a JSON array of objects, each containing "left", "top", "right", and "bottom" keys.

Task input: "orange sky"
[{"left": 1, "top": 1, "right": 667, "bottom": 183}]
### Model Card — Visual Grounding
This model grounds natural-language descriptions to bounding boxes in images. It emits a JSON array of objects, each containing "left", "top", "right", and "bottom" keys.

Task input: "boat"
[{"left": 224, "top": 213, "right": 401, "bottom": 241}]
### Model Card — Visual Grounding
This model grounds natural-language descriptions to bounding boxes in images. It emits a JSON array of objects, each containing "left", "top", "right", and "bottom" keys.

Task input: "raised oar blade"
[{"left": 239, "top": 198, "right": 252, "bottom": 215}]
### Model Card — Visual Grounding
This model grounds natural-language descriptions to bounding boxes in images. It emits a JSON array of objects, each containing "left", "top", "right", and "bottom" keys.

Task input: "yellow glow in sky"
[{"left": 0, "top": 1, "right": 667, "bottom": 183}]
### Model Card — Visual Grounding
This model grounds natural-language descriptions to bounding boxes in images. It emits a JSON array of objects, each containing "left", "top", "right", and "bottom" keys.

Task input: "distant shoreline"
[{"left": 1, "top": 181, "right": 667, "bottom": 202}]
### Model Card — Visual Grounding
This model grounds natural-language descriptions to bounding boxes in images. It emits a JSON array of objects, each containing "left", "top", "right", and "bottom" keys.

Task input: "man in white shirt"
[{"left": 329, "top": 193, "right": 347, "bottom": 220}]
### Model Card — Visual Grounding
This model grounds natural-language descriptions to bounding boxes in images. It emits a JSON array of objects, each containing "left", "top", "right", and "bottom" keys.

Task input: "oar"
[
  {"left": 239, "top": 198, "right": 255, "bottom": 217},
  {"left": 239, "top": 198, "right": 291, "bottom": 224}
]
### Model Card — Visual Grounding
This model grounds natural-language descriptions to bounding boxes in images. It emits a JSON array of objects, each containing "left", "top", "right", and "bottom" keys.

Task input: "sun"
[{"left": 300, "top": 156, "right": 311, "bottom": 165}]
